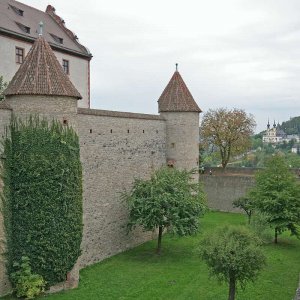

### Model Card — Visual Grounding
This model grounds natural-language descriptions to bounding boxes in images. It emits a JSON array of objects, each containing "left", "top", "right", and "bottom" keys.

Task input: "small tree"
[
  {"left": 124, "top": 167, "right": 206, "bottom": 254},
  {"left": 200, "top": 108, "right": 256, "bottom": 168},
  {"left": 199, "top": 226, "right": 266, "bottom": 300},
  {"left": 232, "top": 196, "right": 254, "bottom": 224},
  {"left": 0, "top": 75, "right": 8, "bottom": 101},
  {"left": 250, "top": 155, "right": 300, "bottom": 243}
]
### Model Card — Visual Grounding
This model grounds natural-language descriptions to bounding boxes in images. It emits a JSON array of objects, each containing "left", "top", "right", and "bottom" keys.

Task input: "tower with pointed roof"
[
  {"left": 4, "top": 34, "right": 81, "bottom": 128},
  {"left": 158, "top": 66, "right": 202, "bottom": 180}
]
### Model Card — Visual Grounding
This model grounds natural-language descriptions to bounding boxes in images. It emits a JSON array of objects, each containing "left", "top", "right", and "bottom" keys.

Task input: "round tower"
[
  {"left": 158, "top": 66, "right": 202, "bottom": 181},
  {"left": 3, "top": 33, "right": 81, "bottom": 129}
]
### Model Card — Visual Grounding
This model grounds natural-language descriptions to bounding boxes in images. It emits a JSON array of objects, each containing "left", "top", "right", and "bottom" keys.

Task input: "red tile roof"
[
  {"left": 158, "top": 71, "right": 201, "bottom": 112},
  {"left": 0, "top": 0, "right": 91, "bottom": 59},
  {"left": 4, "top": 36, "right": 82, "bottom": 99}
]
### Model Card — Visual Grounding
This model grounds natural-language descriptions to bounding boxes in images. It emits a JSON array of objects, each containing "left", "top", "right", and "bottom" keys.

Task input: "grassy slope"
[{"left": 3, "top": 212, "right": 300, "bottom": 300}]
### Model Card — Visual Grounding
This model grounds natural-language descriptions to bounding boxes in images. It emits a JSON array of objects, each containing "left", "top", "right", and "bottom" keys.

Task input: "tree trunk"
[
  {"left": 157, "top": 226, "right": 163, "bottom": 254},
  {"left": 274, "top": 227, "right": 278, "bottom": 244},
  {"left": 228, "top": 276, "right": 236, "bottom": 300},
  {"left": 248, "top": 212, "right": 251, "bottom": 225}
]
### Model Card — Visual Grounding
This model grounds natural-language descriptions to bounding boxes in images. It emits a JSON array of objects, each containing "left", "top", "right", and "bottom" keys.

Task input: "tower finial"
[
  {"left": 175, "top": 63, "right": 178, "bottom": 71},
  {"left": 39, "top": 21, "right": 44, "bottom": 36}
]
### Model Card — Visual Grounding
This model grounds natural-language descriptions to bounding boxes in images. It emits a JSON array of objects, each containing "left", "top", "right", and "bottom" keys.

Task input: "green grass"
[{"left": 2, "top": 211, "right": 300, "bottom": 300}]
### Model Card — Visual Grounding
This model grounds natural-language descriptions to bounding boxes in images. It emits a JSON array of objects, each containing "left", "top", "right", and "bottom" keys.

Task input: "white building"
[
  {"left": 0, "top": 0, "right": 92, "bottom": 108},
  {"left": 262, "top": 120, "right": 286, "bottom": 144}
]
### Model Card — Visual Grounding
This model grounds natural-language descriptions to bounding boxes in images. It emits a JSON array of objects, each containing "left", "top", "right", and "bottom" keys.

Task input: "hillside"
[{"left": 279, "top": 116, "right": 300, "bottom": 135}]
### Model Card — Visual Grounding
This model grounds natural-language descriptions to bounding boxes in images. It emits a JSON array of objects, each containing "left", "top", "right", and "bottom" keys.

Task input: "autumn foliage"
[{"left": 200, "top": 108, "right": 256, "bottom": 168}]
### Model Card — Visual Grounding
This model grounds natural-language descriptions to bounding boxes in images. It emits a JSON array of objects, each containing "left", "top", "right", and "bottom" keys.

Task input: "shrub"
[{"left": 10, "top": 256, "right": 45, "bottom": 299}]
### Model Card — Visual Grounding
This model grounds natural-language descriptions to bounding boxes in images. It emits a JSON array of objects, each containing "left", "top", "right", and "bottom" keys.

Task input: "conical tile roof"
[
  {"left": 4, "top": 36, "right": 82, "bottom": 99},
  {"left": 158, "top": 71, "right": 201, "bottom": 112}
]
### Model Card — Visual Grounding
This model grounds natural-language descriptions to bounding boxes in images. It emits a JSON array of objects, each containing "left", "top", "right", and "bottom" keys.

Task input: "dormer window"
[
  {"left": 15, "top": 22, "right": 30, "bottom": 34},
  {"left": 9, "top": 5, "right": 24, "bottom": 16},
  {"left": 50, "top": 33, "right": 63, "bottom": 44}
]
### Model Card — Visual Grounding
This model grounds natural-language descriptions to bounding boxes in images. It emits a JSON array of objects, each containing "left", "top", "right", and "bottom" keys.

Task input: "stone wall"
[
  {"left": 77, "top": 109, "right": 166, "bottom": 267},
  {"left": 200, "top": 174, "right": 255, "bottom": 212},
  {"left": 0, "top": 106, "right": 12, "bottom": 296}
]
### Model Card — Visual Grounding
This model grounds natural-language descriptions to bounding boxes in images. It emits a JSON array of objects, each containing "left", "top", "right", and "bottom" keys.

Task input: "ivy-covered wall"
[{"left": 2, "top": 117, "right": 83, "bottom": 286}]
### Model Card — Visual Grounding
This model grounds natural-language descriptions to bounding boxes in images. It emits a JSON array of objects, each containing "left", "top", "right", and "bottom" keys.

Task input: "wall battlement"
[{"left": 78, "top": 107, "right": 164, "bottom": 120}]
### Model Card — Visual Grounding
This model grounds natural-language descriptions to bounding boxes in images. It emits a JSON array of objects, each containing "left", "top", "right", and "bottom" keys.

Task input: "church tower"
[
  {"left": 4, "top": 28, "right": 81, "bottom": 128},
  {"left": 158, "top": 65, "right": 202, "bottom": 180}
]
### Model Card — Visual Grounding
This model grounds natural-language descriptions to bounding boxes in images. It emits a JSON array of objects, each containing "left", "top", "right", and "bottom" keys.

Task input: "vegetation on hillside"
[
  {"left": 200, "top": 116, "right": 300, "bottom": 168},
  {"left": 279, "top": 116, "right": 300, "bottom": 135}
]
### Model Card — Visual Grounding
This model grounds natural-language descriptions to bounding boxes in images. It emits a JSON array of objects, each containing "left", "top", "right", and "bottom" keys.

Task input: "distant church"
[{"left": 262, "top": 120, "right": 286, "bottom": 144}]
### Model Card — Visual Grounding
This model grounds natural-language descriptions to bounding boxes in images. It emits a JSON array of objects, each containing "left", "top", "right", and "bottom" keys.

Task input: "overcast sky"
[{"left": 23, "top": 0, "right": 300, "bottom": 132}]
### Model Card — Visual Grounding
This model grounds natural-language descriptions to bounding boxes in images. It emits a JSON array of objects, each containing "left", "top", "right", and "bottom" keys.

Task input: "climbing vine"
[{"left": 1, "top": 117, "right": 83, "bottom": 286}]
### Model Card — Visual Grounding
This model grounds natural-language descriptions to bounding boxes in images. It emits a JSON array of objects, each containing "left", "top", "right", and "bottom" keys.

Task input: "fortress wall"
[
  {"left": 200, "top": 175, "right": 255, "bottom": 212},
  {"left": 0, "top": 108, "right": 12, "bottom": 296},
  {"left": 77, "top": 110, "right": 167, "bottom": 267}
]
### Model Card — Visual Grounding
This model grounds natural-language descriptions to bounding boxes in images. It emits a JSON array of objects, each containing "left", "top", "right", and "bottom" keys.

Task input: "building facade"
[{"left": 0, "top": 0, "right": 92, "bottom": 108}]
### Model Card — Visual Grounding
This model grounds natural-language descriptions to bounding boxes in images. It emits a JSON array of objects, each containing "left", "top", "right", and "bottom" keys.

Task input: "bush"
[{"left": 10, "top": 256, "right": 45, "bottom": 299}]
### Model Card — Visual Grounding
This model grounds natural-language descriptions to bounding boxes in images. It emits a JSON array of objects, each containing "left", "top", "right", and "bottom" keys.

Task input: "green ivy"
[{"left": 1, "top": 116, "right": 83, "bottom": 286}]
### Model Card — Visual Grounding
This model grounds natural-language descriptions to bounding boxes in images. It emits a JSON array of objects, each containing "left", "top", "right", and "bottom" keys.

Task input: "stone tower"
[
  {"left": 3, "top": 35, "right": 82, "bottom": 128},
  {"left": 158, "top": 67, "right": 202, "bottom": 180}
]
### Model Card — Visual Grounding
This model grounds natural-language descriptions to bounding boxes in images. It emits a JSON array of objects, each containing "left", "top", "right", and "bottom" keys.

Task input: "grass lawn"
[{"left": 2, "top": 211, "right": 300, "bottom": 300}]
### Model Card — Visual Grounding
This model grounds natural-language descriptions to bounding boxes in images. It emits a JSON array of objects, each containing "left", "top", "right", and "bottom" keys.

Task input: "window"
[
  {"left": 50, "top": 33, "right": 63, "bottom": 44},
  {"left": 15, "top": 22, "right": 30, "bottom": 34},
  {"left": 15, "top": 47, "right": 24, "bottom": 64},
  {"left": 9, "top": 5, "right": 23, "bottom": 16},
  {"left": 62, "top": 59, "right": 69, "bottom": 74}
]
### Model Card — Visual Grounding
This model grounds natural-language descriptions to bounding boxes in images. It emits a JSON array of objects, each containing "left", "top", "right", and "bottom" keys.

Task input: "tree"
[
  {"left": 199, "top": 226, "right": 266, "bottom": 300},
  {"left": 0, "top": 75, "right": 8, "bottom": 101},
  {"left": 232, "top": 196, "right": 254, "bottom": 224},
  {"left": 250, "top": 155, "right": 300, "bottom": 243},
  {"left": 200, "top": 108, "right": 256, "bottom": 168},
  {"left": 124, "top": 167, "right": 206, "bottom": 254}
]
